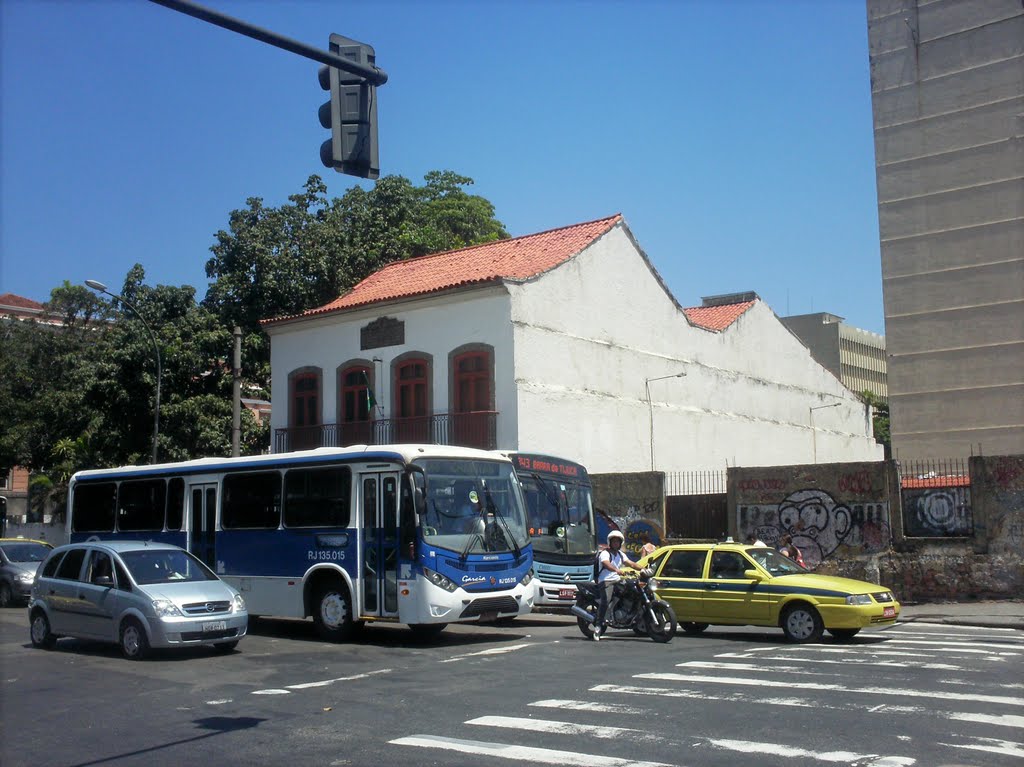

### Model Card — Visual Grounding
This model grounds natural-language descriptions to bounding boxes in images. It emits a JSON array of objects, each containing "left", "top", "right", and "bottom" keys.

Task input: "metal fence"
[{"left": 664, "top": 470, "right": 728, "bottom": 540}]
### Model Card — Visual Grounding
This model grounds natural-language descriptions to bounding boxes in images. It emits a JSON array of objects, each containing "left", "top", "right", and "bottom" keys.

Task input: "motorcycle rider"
[{"left": 593, "top": 530, "right": 644, "bottom": 641}]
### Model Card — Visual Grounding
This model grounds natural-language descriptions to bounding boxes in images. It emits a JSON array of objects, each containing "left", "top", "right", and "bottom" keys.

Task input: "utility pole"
[{"left": 232, "top": 326, "right": 242, "bottom": 457}]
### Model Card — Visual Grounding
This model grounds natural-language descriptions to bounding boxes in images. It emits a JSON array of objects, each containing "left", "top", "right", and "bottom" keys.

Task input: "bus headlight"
[
  {"left": 423, "top": 567, "right": 458, "bottom": 593},
  {"left": 520, "top": 569, "right": 533, "bottom": 587}
]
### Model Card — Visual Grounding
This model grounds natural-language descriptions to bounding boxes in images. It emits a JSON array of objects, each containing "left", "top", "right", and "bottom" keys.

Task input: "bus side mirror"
[{"left": 413, "top": 486, "right": 425, "bottom": 516}]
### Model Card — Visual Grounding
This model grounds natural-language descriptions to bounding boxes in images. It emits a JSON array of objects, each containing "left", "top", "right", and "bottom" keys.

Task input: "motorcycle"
[{"left": 571, "top": 568, "right": 677, "bottom": 643}]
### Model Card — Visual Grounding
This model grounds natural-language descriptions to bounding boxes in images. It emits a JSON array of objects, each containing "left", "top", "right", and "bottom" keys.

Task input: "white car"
[{"left": 29, "top": 540, "right": 247, "bottom": 659}]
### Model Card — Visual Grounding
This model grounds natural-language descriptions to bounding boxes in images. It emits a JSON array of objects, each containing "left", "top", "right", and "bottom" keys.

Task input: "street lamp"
[
  {"left": 85, "top": 279, "right": 162, "bottom": 464},
  {"left": 809, "top": 401, "right": 842, "bottom": 463},
  {"left": 645, "top": 371, "right": 686, "bottom": 471}
]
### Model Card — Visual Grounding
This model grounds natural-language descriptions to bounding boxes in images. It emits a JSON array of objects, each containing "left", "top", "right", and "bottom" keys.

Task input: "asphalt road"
[{"left": 1, "top": 608, "right": 1021, "bottom": 767}]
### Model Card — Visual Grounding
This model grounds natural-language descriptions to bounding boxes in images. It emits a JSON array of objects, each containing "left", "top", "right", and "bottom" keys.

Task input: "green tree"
[
  {"left": 861, "top": 390, "right": 890, "bottom": 457},
  {"left": 203, "top": 171, "right": 507, "bottom": 389}
]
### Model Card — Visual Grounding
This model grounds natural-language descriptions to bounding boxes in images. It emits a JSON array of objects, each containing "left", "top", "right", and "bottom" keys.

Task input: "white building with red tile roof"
[{"left": 262, "top": 215, "right": 881, "bottom": 472}]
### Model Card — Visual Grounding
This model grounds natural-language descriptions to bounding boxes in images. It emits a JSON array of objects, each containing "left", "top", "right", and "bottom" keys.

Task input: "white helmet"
[{"left": 607, "top": 530, "right": 625, "bottom": 545}]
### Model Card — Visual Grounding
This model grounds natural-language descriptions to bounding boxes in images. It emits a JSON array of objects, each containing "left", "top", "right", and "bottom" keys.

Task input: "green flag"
[{"left": 361, "top": 371, "right": 377, "bottom": 411}]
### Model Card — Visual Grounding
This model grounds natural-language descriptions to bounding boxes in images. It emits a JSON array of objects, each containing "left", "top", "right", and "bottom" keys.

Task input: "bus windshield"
[
  {"left": 417, "top": 458, "right": 529, "bottom": 555},
  {"left": 520, "top": 473, "right": 595, "bottom": 557}
]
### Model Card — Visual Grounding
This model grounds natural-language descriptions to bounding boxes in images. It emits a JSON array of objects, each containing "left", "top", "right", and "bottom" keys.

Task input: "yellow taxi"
[{"left": 638, "top": 542, "right": 899, "bottom": 643}]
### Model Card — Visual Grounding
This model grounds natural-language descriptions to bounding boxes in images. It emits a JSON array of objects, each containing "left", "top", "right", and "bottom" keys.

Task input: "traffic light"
[{"left": 318, "top": 34, "right": 379, "bottom": 179}]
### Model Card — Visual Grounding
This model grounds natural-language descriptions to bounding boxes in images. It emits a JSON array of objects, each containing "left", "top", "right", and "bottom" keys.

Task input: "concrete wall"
[
  {"left": 868, "top": 0, "right": 1024, "bottom": 459},
  {"left": 730, "top": 462, "right": 892, "bottom": 569},
  {"left": 509, "top": 223, "right": 882, "bottom": 474},
  {"left": 590, "top": 472, "right": 665, "bottom": 558}
]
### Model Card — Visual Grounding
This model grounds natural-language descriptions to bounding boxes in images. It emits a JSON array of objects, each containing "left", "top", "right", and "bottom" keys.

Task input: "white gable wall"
[{"left": 508, "top": 223, "right": 881, "bottom": 473}]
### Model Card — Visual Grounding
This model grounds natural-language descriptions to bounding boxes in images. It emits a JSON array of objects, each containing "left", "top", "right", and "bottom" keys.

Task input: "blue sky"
[{"left": 1, "top": 0, "right": 885, "bottom": 334}]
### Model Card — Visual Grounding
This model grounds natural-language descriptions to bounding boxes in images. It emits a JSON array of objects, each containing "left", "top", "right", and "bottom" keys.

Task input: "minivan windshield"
[{"left": 120, "top": 549, "right": 218, "bottom": 585}]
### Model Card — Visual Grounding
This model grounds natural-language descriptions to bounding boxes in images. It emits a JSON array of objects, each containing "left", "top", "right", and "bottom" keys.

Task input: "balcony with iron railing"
[{"left": 274, "top": 411, "right": 498, "bottom": 453}]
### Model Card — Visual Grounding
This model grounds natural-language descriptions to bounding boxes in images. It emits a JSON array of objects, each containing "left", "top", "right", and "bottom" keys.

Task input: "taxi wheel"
[
  {"left": 120, "top": 617, "right": 150, "bottom": 660},
  {"left": 828, "top": 628, "right": 860, "bottom": 641},
  {"left": 781, "top": 604, "right": 824, "bottom": 643},
  {"left": 681, "top": 622, "right": 709, "bottom": 635}
]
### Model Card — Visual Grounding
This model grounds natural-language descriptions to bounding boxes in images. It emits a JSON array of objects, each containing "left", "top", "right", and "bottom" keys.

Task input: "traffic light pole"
[{"left": 148, "top": 0, "right": 388, "bottom": 85}]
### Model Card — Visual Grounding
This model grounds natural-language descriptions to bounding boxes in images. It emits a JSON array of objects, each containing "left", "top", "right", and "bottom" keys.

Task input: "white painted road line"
[
  {"left": 940, "top": 736, "right": 1024, "bottom": 759},
  {"left": 439, "top": 642, "right": 533, "bottom": 663},
  {"left": 713, "top": 652, "right": 964, "bottom": 670},
  {"left": 467, "top": 715, "right": 649, "bottom": 739},
  {"left": 707, "top": 738, "right": 914, "bottom": 765},
  {"left": 530, "top": 698, "right": 648, "bottom": 715},
  {"left": 251, "top": 668, "right": 392, "bottom": 695},
  {"left": 682, "top": 659, "right": 963, "bottom": 673},
  {"left": 388, "top": 735, "right": 675, "bottom": 767},
  {"left": 947, "top": 712, "right": 1024, "bottom": 729},
  {"left": 633, "top": 673, "right": 1024, "bottom": 707}
]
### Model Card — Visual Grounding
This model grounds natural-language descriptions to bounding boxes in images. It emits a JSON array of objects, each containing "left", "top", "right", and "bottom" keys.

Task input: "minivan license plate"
[{"left": 203, "top": 620, "right": 227, "bottom": 632}]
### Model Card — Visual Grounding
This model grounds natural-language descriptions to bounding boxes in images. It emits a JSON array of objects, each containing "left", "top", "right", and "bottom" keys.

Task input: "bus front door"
[
  {"left": 360, "top": 473, "right": 400, "bottom": 619},
  {"left": 188, "top": 484, "right": 217, "bottom": 569}
]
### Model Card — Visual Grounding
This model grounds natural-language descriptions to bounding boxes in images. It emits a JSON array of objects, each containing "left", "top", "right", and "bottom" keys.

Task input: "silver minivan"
[{"left": 29, "top": 541, "right": 247, "bottom": 659}]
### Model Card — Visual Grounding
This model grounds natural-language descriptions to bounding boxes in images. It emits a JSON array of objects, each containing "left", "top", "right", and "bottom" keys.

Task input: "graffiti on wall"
[
  {"left": 902, "top": 487, "right": 973, "bottom": 537},
  {"left": 595, "top": 500, "right": 663, "bottom": 556},
  {"left": 737, "top": 488, "right": 890, "bottom": 569}
]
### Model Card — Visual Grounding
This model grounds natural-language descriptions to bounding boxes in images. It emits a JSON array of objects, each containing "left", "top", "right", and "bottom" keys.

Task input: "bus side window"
[{"left": 400, "top": 477, "right": 416, "bottom": 560}]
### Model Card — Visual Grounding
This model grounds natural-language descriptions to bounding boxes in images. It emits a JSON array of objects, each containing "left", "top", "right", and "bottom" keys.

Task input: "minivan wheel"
[
  {"left": 781, "top": 604, "right": 824, "bottom": 643},
  {"left": 0, "top": 582, "right": 13, "bottom": 608},
  {"left": 120, "top": 617, "right": 150, "bottom": 660},
  {"left": 30, "top": 610, "right": 56, "bottom": 649}
]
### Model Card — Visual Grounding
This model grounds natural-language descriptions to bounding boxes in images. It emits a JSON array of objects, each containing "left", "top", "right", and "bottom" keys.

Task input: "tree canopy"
[{"left": 0, "top": 171, "right": 506, "bottom": 514}]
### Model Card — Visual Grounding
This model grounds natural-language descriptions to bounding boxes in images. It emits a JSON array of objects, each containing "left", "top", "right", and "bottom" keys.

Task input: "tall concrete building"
[
  {"left": 781, "top": 312, "right": 888, "bottom": 401},
  {"left": 866, "top": 0, "right": 1024, "bottom": 459}
]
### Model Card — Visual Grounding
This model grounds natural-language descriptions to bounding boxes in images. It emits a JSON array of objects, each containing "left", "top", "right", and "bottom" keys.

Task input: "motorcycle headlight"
[
  {"left": 152, "top": 599, "right": 183, "bottom": 618},
  {"left": 647, "top": 578, "right": 659, "bottom": 592},
  {"left": 845, "top": 594, "right": 872, "bottom": 605},
  {"left": 423, "top": 567, "right": 458, "bottom": 593},
  {"left": 233, "top": 594, "right": 246, "bottom": 612}
]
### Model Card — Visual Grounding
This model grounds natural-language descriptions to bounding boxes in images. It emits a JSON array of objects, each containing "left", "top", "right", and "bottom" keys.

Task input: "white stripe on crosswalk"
[
  {"left": 892, "top": 623, "right": 1019, "bottom": 633},
  {"left": 467, "top": 715, "right": 647, "bottom": 739},
  {"left": 883, "top": 638, "right": 1022, "bottom": 651},
  {"left": 940, "top": 736, "right": 1024, "bottom": 759},
  {"left": 530, "top": 699, "right": 647, "bottom": 715},
  {"left": 634, "top": 672, "right": 1024, "bottom": 706},
  {"left": 388, "top": 735, "right": 674, "bottom": 767},
  {"left": 713, "top": 651, "right": 964, "bottom": 670},
  {"left": 947, "top": 712, "right": 1024, "bottom": 728},
  {"left": 682, "top": 659, "right": 963, "bottom": 673},
  {"left": 707, "top": 738, "right": 914, "bottom": 765}
]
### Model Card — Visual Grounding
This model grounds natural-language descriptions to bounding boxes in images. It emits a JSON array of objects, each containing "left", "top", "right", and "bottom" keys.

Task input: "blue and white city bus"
[
  {"left": 66, "top": 445, "right": 535, "bottom": 640},
  {"left": 502, "top": 452, "right": 597, "bottom": 609}
]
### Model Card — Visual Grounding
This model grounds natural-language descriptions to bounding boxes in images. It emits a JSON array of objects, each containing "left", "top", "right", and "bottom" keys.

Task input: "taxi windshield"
[
  {"left": 745, "top": 547, "right": 805, "bottom": 575},
  {"left": 0, "top": 542, "right": 51, "bottom": 562}
]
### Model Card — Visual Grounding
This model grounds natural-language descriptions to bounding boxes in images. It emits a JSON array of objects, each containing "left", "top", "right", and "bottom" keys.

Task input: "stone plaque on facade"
[{"left": 361, "top": 317, "right": 404, "bottom": 350}]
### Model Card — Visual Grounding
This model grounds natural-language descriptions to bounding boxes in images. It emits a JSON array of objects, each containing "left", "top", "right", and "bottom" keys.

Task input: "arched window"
[
  {"left": 340, "top": 365, "right": 374, "bottom": 445},
  {"left": 451, "top": 348, "right": 494, "bottom": 448},
  {"left": 394, "top": 357, "right": 429, "bottom": 442},
  {"left": 289, "top": 369, "right": 321, "bottom": 450}
]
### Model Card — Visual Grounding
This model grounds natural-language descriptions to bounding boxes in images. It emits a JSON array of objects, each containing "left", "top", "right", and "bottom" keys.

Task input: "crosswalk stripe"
[
  {"left": 387, "top": 735, "right": 675, "bottom": 767},
  {"left": 530, "top": 699, "right": 647, "bottom": 714},
  {"left": 940, "top": 737, "right": 1024, "bottom": 759},
  {"left": 633, "top": 673, "right": 1024, "bottom": 706},
  {"left": 467, "top": 715, "right": 646, "bottom": 739},
  {"left": 947, "top": 712, "right": 1024, "bottom": 728},
  {"left": 713, "top": 651, "right": 964, "bottom": 670},
  {"left": 680, "top": 660, "right": 963, "bottom": 674},
  {"left": 882, "top": 638, "right": 1021, "bottom": 651},
  {"left": 706, "top": 737, "right": 914, "bottom": 765}
]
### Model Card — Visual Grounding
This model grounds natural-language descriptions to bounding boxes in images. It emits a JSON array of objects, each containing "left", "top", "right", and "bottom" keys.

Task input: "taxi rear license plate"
[
  {"left": 882, "top": 607, "right": 895, "bottom": 618},
  {"left": 203, "top": 620, "right": 227, "bottom": 632},
  {"left": 558, "top": 588, "right": 575, "bottom": 599}
]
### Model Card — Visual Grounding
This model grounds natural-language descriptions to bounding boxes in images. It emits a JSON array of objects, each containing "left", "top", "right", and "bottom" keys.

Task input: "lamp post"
[
  {"left": 809, "top": 401, "right": 842, "bottom": 463},
  {"left": 86, "top": 280, "right": 162, "bottom": 464},
  {"left": 645, "top": 371, "right": 686, "bottom": 471}
]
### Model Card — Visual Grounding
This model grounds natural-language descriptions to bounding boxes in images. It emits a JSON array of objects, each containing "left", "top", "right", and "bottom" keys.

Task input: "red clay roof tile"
[
  {"left": 0, "top": 293, "right": 44, "bottom": 310},
  {"left": 682, "top": 301, "right": 756, "bottom": 331},
  {"left": 264, "top": 214, "right": 621, "bottom": 324}
]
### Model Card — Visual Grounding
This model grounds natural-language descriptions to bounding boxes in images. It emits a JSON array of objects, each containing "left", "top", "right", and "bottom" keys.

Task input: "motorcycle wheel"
[
  {"left": 645, "top": 601, "right": 677, "bottom": 643},
  {"left": 576, "top": 605, "right": 598, "bottom": 639}
]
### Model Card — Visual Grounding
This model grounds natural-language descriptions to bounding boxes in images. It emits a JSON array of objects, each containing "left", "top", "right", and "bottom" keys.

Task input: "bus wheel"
[{"left": 313, "top": 584, "right": 355, "bottom": 642}]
